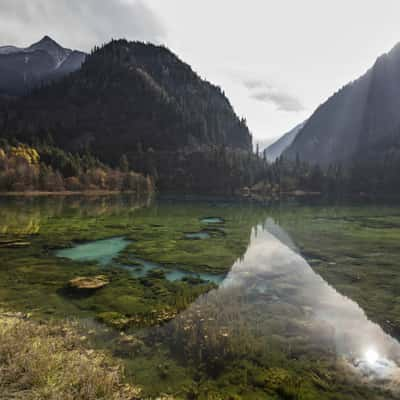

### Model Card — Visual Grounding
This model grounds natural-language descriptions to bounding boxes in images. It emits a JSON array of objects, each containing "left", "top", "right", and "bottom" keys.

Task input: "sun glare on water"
[{"left": 365, "top": 348, "right": 379, "bottom": 365}]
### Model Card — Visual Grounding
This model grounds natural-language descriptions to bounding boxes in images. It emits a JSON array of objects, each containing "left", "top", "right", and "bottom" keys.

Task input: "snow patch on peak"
[{"left": 27, "top": 36, "right": 72, "bottom": 68}]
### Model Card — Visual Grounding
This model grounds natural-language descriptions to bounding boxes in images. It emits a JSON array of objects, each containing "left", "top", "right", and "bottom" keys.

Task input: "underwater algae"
[
  {"left": 1, "top": 196, "right": 400, "bottom": 399},
  {"left": 0, "top": 196, "right": 263, "bottom": 325}
]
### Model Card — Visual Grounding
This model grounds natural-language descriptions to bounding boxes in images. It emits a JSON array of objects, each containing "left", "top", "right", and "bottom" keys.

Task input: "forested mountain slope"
[
  {"left": 285, "top": 43, "right": 400, "bottom": 166},
  {"left": 0, "top": 40, "right": 251, "bottom": 161},
  {"left": 0, "top": 39, "right": 257, "bottom": 193}
]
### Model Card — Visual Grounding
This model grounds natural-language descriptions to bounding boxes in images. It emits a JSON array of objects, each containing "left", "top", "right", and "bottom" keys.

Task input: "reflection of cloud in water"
[{"left": 217, "top": 218, "right": 400, "bottom": 384}]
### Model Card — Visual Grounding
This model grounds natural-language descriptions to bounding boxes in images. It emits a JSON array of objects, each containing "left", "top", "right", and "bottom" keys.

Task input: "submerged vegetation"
[
  {"left": 1, "top": 196, "right": 400, "bottom": 399},
  {"left": 0, "top": 196, "right": 265, "bottom": 327},
  {"left": 277, "top": 205, "right": 400, "bottom": 339},
  {"left": 1, "top": 32, "right": 399, "bottom": 400}
]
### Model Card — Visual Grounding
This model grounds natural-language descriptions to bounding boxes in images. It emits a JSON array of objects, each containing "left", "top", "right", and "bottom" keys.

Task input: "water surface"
[
  {"left": 1, "top": 196, "right": 400, "bottom": 399},
  {"left": 200, "top": 216, "right": 224, "bottom": 224},
  {"left": 56, "top": 237, "right": 131, "bottom": 265},
  {"left": 184, "top": 231, "right": 211, "bottom": 239},
  {"left": 56, "top": 237, "right": 224, "bottom": 284}
]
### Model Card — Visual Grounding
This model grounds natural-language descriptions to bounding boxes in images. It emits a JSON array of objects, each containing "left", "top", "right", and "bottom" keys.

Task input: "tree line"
[
  {"left": 252, "top": 153, "right": 400, "bottom": 198},
  {"left": 2, "top": 137, "right": 398, "bottom": 198},
  {"left": 0, "top": 140, "right": 153, "bottom": 194}
]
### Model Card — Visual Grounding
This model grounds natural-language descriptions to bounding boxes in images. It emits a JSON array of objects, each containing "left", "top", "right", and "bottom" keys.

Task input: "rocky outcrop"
[{"left": 68, "top": 275, "right": 109, "bottom": 290}]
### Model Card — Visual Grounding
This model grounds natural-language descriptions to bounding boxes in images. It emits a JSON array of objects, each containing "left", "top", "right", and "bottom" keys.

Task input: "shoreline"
[{"left": 0, "top": 190, "right": 141, "bottom": 197}]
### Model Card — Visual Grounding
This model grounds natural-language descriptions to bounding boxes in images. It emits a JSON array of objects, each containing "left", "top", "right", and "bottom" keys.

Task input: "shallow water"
[
  {"left": 56, "top": 237, "right": 131, "bottom": 265},
  {"left": 184, "top": 231, "right": 211, "bottom": 239},
  {"left": 56, "top": 237, "right": 224, "bottom": 284},
  {"left": 122, "top": 257, "right": 224, "bottom": 284},
  {"left": 1, "top": 196, "right": 400, "bottom": 398},
  {"left": 200, "top": 216, "right": 224, "bottom": 224},
  {"left": 223, "top": 219, "right": 400, "bottom": 375}
]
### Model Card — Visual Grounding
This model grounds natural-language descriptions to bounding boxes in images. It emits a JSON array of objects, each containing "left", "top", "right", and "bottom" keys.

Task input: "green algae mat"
[{"left": 1, "top": 195, "right": 400, "bottom": 399}]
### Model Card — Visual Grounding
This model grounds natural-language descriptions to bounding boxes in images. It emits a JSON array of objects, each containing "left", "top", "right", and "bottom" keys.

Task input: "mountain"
[
  {"left": 0, "top": 40, "right": 251, "bottom": 157},
  {"left": 255, "top": 138, "right": 274, "bottom": 153},
  {"left": 0, "top": 36, "right": 86, "bottom": 96},
  {"left": 285, "top": 42, "right": 400, "bottom": 166},
  {"left": 0, "top": 39, "right": 254, "bottom": 192},
  {"left": 264, "top": 121, "right": 306, "bottom": 162}
]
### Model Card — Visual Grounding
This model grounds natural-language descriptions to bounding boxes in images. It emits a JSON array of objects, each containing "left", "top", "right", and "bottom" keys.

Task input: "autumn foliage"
[{"left": 0, "top": 144, "right": 153, "bottom": 193}]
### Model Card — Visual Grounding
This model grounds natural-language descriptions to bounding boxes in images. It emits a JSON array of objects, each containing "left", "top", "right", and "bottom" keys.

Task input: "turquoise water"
[
  {"left": 184, "top": 231, "right": 210, "bottom": 239},
  {"left": 56, "top": 238, "right": 224, "bottom": 284},
  {"left": 122, "top": 258, "right": 224, "bottom": 284},
  {"left": 120, "top": 258, "right": 162, "bottom": 277},
  {"left": 5, "top": 196, "right": 400, "bottom": 398},
  {"left": 56, "top": 237, "right": 131, "bottom": 265},
  {"left": 200, "top": 217, "right": 224, "bottom": 224},
  {"left": 165, "top": 268, "right": 224, "bottom": 284}
]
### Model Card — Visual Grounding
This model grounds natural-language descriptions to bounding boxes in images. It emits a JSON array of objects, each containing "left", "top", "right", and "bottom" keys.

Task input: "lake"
[{"left": 1, "top": 195, "right": 400, "bottom": 399}]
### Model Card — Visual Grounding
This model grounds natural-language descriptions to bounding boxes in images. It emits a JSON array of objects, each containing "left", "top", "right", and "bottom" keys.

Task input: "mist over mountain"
[
  {"left": 284, "top": 43, "right": 400, "bottom": 166},
  {"left": 0, "top": 36, "right": 86, "bottom": 96},
  {"left": 264, "top": 121, "right": 306, "bottom": 162}
]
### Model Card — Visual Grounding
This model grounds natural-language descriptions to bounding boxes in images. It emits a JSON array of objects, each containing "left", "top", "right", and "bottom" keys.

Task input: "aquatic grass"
[
  {"left": 0, "top": 312, "right": 141, "bottom": 400},
  {"left": 0, "top": 196, "right": 265, "bottom": 326},
  {"left": 135, "top": 283, "right": 394, "bottom": 400},
  {"left": 276, "top": 204, "right": 400, "bottom": 338},
  {"left": 2, "top": 197, "right": 400, "bottom": 398}
]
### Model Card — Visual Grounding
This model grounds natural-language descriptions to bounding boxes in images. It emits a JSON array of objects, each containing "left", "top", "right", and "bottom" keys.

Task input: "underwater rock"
[
  {"left": 115, "top": 333, "right": 145, "bottom": 356},
  {"left": 96, "top": 311, "right": 131, "bottom": 330},
  {"left": 68, "top": 275, "right": 110, "bottom": 290}
]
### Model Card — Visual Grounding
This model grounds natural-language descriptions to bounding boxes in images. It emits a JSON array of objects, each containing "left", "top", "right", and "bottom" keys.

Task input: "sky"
[{"left": 1, "top": 0, "right": 400, "bottom": 147}]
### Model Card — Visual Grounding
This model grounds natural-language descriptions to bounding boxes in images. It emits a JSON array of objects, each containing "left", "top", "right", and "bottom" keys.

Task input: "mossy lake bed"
[{"left": 2, "top": 195, "right": 400, "bottom": 399}]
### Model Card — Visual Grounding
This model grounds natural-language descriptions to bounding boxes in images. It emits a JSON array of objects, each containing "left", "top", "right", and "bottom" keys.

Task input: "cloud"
[
  {"left": 241, "top": 77, "right": 304, "bottom": 112},
  {"left": 251, "top": 90, "right": 305, "bottom": 112},
  {"left": 243, "top": 79, "right": 272, "bottom": 90},
  {"left": 0, "top": 0, "right": 166, "bottom": 51}
]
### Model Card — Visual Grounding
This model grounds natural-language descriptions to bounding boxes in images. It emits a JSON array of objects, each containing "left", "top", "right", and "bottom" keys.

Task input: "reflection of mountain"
[
  {"left": 231, "top": 221, "right": 400, "bottom": 353},
  {"left": 164, "top": 219, "right": 400, "bottom": 385}
]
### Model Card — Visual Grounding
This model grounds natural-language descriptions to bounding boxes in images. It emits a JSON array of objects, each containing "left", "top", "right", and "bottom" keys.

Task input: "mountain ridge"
[
  {"left": 285, "top": 42, "right": 400, "bottom": 166},
  {"left": 0, "top": 39, "right": 251, "bottom": 155},
  {"left": 264, "top": 121, "right": 306, "bottom": 162},
  {"left": 0, "top": 36, "right": 86, "bottom": 96}
]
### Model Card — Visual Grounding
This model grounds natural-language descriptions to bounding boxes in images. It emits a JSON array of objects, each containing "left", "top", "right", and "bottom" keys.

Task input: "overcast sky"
[{"left": 1, "top": 0, "right": 400, "bottom": 145}]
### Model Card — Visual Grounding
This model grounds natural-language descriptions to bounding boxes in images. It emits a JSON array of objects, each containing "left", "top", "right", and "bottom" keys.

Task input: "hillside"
[
  {"left": 0, "top": 39, "right": 258, "bottom": 193},
  {"left": 0, "top": 40, "right": 251, "bottom": 159},
  {"left": 0, "top": 36, "right": 86, "bottom": 96},
  {"left": 264, "top": 121, "right": 306, "bottom": 162},
  {"left": 285, "top": 42, "right": 400, "bottom": 166}
]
